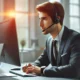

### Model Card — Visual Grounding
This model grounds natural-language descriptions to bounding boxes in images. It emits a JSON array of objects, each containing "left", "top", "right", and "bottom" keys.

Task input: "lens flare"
[
  {"left": 0, "top": 11, "right": 16, "bottom": 17},
  {"left": 6, "top": 11, "right": 16, "bottom": 17},
  {"left": 0, "top": 11, "right": 38, "bottom": 18}
]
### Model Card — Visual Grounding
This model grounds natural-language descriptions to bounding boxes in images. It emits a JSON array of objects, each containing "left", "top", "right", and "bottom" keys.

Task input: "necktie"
[
  {"left": 51, "top": 40, "right": 58, "bottom": 65},
  {"left": 53, "top": 40, "right": 58, "bottom": 60}
]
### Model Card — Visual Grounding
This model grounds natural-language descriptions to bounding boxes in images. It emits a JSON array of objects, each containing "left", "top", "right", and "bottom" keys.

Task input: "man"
[{"left": 22, "top": 1, "right": 80, "bottom": 78}]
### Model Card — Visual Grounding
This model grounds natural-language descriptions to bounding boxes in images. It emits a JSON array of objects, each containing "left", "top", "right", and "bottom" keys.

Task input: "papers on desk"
[
  {"left": 0, "top": 73, "right": 16, "bottom": 77},
  {"left": 0, "top": 68, "right": 16, "bottom": 77}
]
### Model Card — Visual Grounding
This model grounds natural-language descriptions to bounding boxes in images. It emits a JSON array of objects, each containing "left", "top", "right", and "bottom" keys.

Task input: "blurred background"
[{"left": 0, "top": 0, "right": 80, "bottom": 63}]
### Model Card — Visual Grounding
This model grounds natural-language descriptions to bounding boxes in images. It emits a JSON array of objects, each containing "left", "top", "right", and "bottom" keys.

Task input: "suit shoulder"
[
  {"left": 69, "top": 29, "right": 80, "bottom": 42},
  {"left": 69, "top": 29, "right": 80, "bottom": 38},
  {"left": 63, "top": 27, "right": 80, "bottom": 43},
  {"left": 64, "top": 26, "right": 80, "bottom": 36}
]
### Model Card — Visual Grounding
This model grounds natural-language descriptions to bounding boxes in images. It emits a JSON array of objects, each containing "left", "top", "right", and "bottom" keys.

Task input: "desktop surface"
[
  {"left": 0, "top": 62, "right": 79, "bottom": 80},
  {"left": 0, "top": 76, "right": 79, "bottom": 80}
]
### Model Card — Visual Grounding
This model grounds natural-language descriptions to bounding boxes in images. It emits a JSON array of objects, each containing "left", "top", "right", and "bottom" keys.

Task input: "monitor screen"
[{"left": 0, "top": 18, "right": 21, "bottom": 66}]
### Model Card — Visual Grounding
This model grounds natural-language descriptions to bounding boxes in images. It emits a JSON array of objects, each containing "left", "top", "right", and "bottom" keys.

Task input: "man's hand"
[
  {"left": 22, "top": 63, "right": 32, "bottom": 72},
  {"left": 22, "top": 63, "right": 41, "bottom": 75}
]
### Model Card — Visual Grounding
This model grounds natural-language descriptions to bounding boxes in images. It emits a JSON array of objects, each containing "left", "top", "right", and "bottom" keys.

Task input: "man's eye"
[{"left": 43, "top": 17, "right": 47, "bottom": 20}]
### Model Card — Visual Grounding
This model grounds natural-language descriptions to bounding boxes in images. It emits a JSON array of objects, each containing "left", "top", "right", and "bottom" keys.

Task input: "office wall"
[{"left": 0, "top": 0, "right": 3, "bottom": 21}]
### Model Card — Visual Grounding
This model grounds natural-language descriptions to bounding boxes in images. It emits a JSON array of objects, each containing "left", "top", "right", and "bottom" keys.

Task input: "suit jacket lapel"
[
  {"left": 49, "top": 38, "right": 53, "bottom": 65},
  {"left": 57, "top": 26, "right": 70, "bottom": 65},
  {"left": 48, "top": 37, "right": 56, "bottom": 65}
]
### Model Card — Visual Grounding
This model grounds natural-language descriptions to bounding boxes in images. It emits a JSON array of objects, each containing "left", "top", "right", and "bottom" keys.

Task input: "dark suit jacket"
[{"left": 33, "top": 26, "right": 80, "bottom": 78}]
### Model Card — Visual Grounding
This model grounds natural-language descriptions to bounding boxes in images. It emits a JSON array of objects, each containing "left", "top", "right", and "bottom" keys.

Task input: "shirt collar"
[{"left": 52, "top": 25, "right": 64, "bottom": 42}]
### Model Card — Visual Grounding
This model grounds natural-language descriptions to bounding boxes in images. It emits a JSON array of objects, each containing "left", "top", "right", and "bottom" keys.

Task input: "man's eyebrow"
[{"left": 39, "top": 17, "right": 47, "bottom": 19}]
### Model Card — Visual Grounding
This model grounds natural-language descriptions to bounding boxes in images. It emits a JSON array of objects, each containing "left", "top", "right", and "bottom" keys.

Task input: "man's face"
[{"left": 38, "top": 12, "right": 55, "bottom": 35}]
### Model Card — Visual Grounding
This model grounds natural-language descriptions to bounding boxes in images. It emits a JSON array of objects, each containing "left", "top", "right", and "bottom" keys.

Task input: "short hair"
[{"left": 36, "top": 1, "right": 65, "bottom": 25}]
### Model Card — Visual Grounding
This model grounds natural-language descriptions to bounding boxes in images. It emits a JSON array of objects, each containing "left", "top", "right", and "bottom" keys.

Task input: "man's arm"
[
  {"left": 32, "top": 48, "right": 49, "bottom": 67},
  {"left": 22, "top": 48, "right": 49, "bottom": 75}
]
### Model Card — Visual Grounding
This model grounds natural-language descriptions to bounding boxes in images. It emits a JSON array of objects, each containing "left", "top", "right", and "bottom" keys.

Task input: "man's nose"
[{"left": 40, "top": 21, "right": 43, "bottom": 27}]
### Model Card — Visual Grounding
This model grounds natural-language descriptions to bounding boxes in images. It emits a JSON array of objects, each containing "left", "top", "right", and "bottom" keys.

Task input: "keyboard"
[{"left": 9, "top": 68, "right": 37, "bottom": 77}]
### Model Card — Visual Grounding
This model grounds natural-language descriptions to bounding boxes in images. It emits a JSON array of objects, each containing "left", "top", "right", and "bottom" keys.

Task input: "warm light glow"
[
  {"left": 0, "top": 11, "right": 16, "bottom": 17},
  {"left": 6, "top": 11, "right": 16, "bottom": 17},
  {"left": 0, "top": 11, "right": 38, "bottom": 18}
]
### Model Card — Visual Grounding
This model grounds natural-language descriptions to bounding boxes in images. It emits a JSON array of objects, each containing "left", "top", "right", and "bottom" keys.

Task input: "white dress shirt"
[{"left": 51, "top": 26, "right": 64, "bottom": 58}]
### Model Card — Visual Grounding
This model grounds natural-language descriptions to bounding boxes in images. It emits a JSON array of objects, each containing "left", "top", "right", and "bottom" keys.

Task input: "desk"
[{"left": 0, "top": 62, "right": 79, "bottom": 80}]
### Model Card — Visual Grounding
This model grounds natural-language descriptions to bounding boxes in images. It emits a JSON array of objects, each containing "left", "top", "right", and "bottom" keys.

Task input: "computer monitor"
[{"left": 0, "top": 18, "right": 21, "bottom": 66}]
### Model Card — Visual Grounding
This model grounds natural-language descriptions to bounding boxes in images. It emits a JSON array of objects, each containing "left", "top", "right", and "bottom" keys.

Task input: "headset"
[{"left": 54, "top": 13, "right": 60, "bottom": 24}]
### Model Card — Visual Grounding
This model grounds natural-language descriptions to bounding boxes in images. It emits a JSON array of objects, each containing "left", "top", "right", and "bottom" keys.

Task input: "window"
[
  {"left": 0, "top": 0, "right": 3, "bottom": 22},
  {"left": 15, "top": 0, "right": 29, "bottom": 50},
  {"left": 49, "top": 0, "right": 61, "bottom": 2},
  {"left": 69, "top": 0, "right": 80, "bottom": 32}
]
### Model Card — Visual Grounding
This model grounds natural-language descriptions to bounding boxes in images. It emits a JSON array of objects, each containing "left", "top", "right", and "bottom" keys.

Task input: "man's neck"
[{"left": 51, "top": 23, "right": 62, "bottom": 38}]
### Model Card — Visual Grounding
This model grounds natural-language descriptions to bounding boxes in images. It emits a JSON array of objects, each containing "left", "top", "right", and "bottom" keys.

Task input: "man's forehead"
[{"left": 38, "top": 12, "right": 49, "bottom": 17}]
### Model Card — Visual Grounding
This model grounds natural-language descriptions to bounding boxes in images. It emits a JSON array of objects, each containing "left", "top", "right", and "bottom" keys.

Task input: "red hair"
[{"left": 36, "top": 1, "right": 65, "bottom": 25}]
